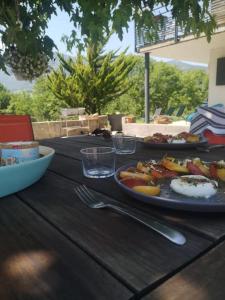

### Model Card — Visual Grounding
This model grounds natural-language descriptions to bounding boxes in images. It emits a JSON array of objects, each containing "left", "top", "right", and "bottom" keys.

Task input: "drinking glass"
[
  {"left": 80, "top": 147, "right": 115, "bottom": 178},
  {"left": 112, "top": 133, "right": 136, "bottom": 154}
]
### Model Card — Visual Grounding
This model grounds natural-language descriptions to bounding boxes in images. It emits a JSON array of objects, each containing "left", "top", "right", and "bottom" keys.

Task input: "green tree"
[
  {"left": 6, "top": 91, "right": 33, "bottom": 116},
  {"left": 103, "top": 55, "right": 145, "bottom": 116},
  {"left": 0, "top": 1, "right": 216, "bottom": 75},
  {"left": 32, "top": 76, "right": 67, "bottom": 121},
  {"left": 48, "top": 40, "right": 137, "bottom": 114},
  {"left": 104, "top": 57, "right": 208, "bottom": 117},
  {"left": 178, "top": 70, "right": 208, "bottom": 113},
  {"left": 150, "top": 62, "right": 183, "bottom": 112},
  {"left": 0, "top": 83, "right": 11, "bottom": 110}
]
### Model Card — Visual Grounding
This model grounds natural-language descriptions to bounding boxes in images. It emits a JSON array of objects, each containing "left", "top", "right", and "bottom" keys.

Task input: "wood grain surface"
[
  {"left": 143, "top": 240, "right": 225, "bottom": 300},
  {"left": 2, "top": 135, "right": 225, "bottom": 299},
  {"left": 0, "top": 195, "right": 132, "bottom": 300}
]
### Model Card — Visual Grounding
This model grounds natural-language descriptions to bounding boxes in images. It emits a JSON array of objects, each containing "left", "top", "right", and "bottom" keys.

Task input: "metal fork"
[{"left": 74, "top": 185, "right": 186, "bottom": 246}]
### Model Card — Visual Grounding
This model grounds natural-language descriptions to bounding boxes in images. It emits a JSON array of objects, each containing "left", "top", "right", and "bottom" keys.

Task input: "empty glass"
[
  {"left": 81, "top": 147, "right": 115, "bottom": 178},
  {"left": 113, "top": 133, "right": 136, "bottom": 154}
]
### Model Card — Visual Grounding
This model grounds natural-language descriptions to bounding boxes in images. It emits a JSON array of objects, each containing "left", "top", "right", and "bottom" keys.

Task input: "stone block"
[{"left": 63, "top": 126, "right": 90, "bottom": 136}]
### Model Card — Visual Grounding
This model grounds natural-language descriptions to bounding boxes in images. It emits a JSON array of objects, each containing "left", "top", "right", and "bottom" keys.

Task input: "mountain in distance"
[
  {"left": 0, "top": 57, "right": 208, "bottom": 92},
  {"left": 166, "top": 59, "right": 208, "bottom": 71},
  {"left": 0, "top": 69, "right": 34, "bottom": 92}
]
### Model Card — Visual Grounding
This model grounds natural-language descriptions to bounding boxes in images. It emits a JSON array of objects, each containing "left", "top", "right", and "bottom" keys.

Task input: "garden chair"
[
  {"left": 164, "top": 106, "right": 175, "bottom": 116},
  {"left": 150, "top": 107, "right": 162, "bottom": 121},
  {"left": 176, "top": 105, "right": 186, "bottom": 117},
  {"left": 0, "top": 114, "right": 34, "bottom": 142}
]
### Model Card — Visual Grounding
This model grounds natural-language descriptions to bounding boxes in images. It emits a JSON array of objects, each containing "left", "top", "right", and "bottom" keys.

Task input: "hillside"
[
  {"left": 0, "top": 57, "right": 208, "bottom": 92},
  {"left": 167, "top": 59, "right": 208, "bottom": 71}
]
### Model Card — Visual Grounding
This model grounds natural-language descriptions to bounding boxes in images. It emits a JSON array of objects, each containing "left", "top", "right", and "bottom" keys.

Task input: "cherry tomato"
[
  {"left": 187, "top": 162, "right": 204, "bottom": 175},
  {"left": 209, "top": 163, "right": 218, "bottom": 179},
  {"left": 151, "top": 166, "right": 177, "bottom": 180},
  {"left": 120, "top": 178, "right": 147, "bottom": 188},
  {"left": 151, "top": 169, "right": 163, "bottom": 179}
]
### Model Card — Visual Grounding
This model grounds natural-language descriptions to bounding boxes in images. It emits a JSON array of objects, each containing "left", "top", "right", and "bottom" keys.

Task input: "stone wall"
[{"left": 32, "top": 115, "right": 108, "bottom": 140}]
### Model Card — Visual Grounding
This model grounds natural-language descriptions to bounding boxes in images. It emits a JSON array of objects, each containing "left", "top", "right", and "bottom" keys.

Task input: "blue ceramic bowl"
[{"left": 0, "top": 146, "right": 55, "bottom": 197}]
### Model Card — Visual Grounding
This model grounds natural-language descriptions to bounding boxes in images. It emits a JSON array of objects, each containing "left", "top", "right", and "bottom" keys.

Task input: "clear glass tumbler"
[
  {"left": 112, "top": 133, "right": 136, "bottom": 154},
  {"left": 80, "top": 147, "right": 116, "bottom": 178}
]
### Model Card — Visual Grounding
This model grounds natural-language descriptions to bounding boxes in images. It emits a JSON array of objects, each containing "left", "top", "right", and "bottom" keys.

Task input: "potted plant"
[{"left": 4, "top": 46, "right": 49, "bottom": 81}]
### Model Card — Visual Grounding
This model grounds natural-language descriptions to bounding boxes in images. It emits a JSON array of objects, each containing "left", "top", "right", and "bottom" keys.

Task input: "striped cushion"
[{"left": 190, "top": 105, "right": 225, "bottom": 135}]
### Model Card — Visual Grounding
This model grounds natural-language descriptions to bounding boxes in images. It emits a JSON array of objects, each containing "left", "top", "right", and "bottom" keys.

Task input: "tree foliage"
[
  {"left": 32, "top": 76, "right": 67, "bottom": 121},
  {"left": 0, "top": 0, "right": 216, "bottom": 75},
  {"left": 104, "top": 57, "right": 208, "bottom": 117},
  {"left": 0, "top": 56, "right": 209, "bottom": 120},
  {"left": 2, "top": 77, "right": 65, "bottom": 121},
  {"left": 6, "top": 91, "right": 33, "bottom": 116},
  {"left": 48, "top": 41, "right": 137, "bottom": 114},
  {"left": 0, "top": 83, "right": 11, "bottom": 110}
]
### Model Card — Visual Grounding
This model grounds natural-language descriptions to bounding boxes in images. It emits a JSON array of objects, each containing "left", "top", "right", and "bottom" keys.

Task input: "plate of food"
[
  {"left": 114, "top": 156, "right": 225, "bottom": 212},
  {"left": 142, "top": 132, "right": 207, "bottom": 149}
]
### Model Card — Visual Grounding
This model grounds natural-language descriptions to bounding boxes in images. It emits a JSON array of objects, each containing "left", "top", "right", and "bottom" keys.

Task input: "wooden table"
[{"left": 2, "top": 136, "right": 225, "bottom": 300}]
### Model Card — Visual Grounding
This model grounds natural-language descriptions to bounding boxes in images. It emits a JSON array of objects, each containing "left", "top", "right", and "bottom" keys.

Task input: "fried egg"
[{"left": 170, "top": 175, "right": 218, "bottom": 198}]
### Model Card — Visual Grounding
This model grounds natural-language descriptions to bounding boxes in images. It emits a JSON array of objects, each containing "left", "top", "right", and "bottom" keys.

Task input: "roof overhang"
[{"left": 138, "top": 27, "right": 225, "bottom": 64}]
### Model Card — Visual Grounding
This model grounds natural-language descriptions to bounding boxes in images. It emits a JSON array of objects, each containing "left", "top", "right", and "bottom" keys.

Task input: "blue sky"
[
  {"left": 46, "top": 10, "right": 135, "bottom": 55},
  {"left": 46, "top": 10, "right": 207, "bottom": 67}
]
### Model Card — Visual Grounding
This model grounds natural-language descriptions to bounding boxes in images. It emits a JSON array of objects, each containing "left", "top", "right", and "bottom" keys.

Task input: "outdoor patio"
[{"left": 1, "top": 0, "right": 225, "bottom": 299}]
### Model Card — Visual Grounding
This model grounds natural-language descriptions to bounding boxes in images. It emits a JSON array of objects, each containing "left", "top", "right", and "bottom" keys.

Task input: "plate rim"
[
  {"left": 114, "top": 161, "right": 225, "bottom": 212},
  {"left": 140, "top": 137, "right": 208, "bottom": 149}
]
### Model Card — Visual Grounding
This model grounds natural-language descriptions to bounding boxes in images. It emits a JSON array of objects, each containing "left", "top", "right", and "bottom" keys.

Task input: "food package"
[{"left": 0, "top": 141, "right": 39, "bottom": 166}]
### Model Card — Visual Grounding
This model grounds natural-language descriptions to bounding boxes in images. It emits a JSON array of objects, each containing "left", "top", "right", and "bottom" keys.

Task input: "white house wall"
[
  {"left": 139, "top": 30, "right": 225, "bottom": 64},
  {"left": 208, "top": 47, "right": 225, "bottom": 106}
]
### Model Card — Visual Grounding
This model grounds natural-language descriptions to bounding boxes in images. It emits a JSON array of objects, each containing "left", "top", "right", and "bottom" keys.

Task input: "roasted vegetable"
[
  {"left": 209, "top": 163, "right": 218, "bottom": 179},
  {"left": 120, "top": 178, "right": 147, "bottom": 188},
  {"left": 210, "top": 162, "right": 225, "bottom": 181},
  {"left": 187, "top": 159, "right": 209, "bottom": 176},
  {"left": 217, "top": 168, "right": 225, "bottom": 181},
  {"left": 136, "top": 162, "right": 151, "bottom": 174},
  {"left": 151, "top": 165, "right": 177, "bottom": 179},
  {"left": 120, "top": 171, "right": 152, "bottom": 181},
  {"left": 193, "top": 159, "right": 209, "bottom": 176},
  {"left": 161, "top": 157, "right": 189, "bottom": 173},
  {"left": 185, "top": 135, "right": 200, "bottom": 143},
  {"left": 132, "top": 185, "right": 160, "bottom": 196}
]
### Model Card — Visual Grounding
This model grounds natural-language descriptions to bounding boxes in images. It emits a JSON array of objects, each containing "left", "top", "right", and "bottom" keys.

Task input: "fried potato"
[
  {"left": 217, "top": 168, "right": 225, "bottom": 181},
  {"left": 193, "top": 159, "right": 209, "bottom": 176},
  {"left": 161, "top": 157, "right": 189, "bottom": 173},
  {"left": 120, "top": 171, "right": 152, "bottom": 181},
  {"left": 132, "top": 185, "right": 160, "bottom": 196},
  {"left": 136, "top": 162, "right": 150, "bottom": 174},
  {"left": 185, "top": 134, "right": 200, "bottom": 143}
]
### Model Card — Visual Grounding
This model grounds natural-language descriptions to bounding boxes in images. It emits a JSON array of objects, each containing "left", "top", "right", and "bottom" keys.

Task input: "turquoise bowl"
[{"left": 0, "top": 146, "right": 55, "bottom": 197}]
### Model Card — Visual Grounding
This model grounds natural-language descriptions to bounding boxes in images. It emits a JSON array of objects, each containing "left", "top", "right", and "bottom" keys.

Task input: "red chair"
[
  {"left": 203, "top": 129, "right": 225, "bottom": 144},
  {"left": 0, "top": 115, "right": 34, "bottom": 142}
]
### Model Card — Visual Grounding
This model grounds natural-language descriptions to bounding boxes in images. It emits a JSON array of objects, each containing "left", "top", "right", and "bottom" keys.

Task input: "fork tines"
[{"left": 74, "top": 185, "right": 95, "bottom": 206}]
